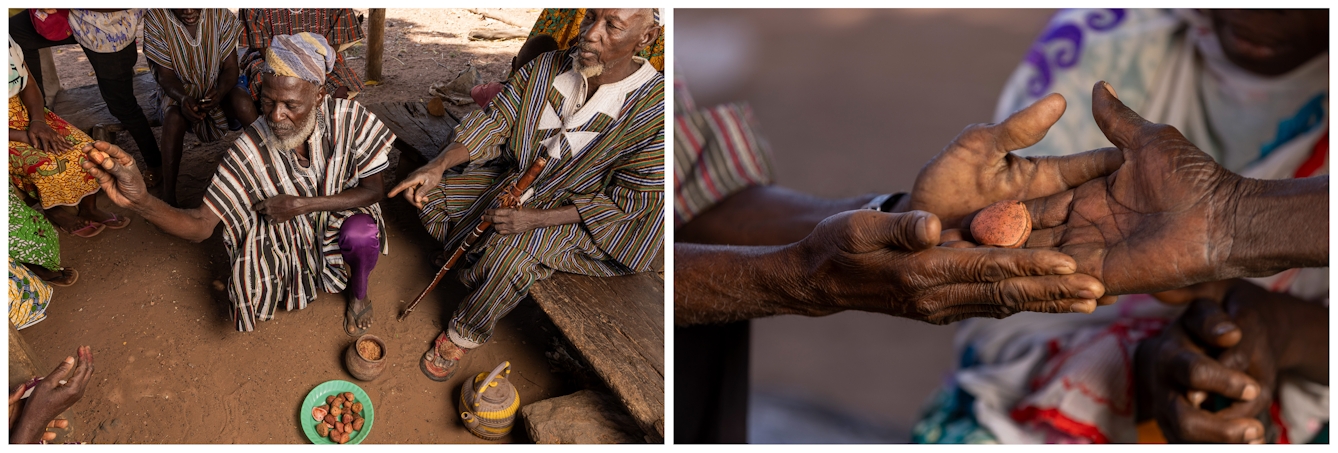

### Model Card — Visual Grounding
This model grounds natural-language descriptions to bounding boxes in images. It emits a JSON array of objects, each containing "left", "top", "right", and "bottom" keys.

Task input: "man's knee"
[{"left": 339, "top": 214, "right": 379, "bottom": 251}]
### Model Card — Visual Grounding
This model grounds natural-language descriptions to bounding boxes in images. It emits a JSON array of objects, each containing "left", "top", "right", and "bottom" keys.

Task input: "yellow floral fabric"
[
  {"left": 8, "top": 96, "right": 99, "bottom": 209},
  {"left": 9, "top": 257, "right": 53, "bottom": 330}
]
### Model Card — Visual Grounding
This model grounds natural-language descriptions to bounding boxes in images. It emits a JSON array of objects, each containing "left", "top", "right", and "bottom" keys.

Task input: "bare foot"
[{"left": 344, "top": 297, "right": 373, "bottom": 337}]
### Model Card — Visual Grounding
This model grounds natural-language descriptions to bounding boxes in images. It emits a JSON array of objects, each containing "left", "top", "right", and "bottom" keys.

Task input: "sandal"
[
  {"left": 420, "top": 331, "right": 468, "bottom": 382},
  {"left": 59, "top": 220, "right": 105, "bottom": 238},
  {"left": 95, "top": 213, "right": 131, "bottom": 229},
  {"left": 344, "top": 299, "right": 373, "bottom": 337},
  {"left": 45, "top": 268, "right": 79, "bottom": 287}
]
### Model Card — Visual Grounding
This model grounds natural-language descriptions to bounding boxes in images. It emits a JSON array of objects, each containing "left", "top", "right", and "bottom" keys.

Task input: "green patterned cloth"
[{"left": 8, "top": 187, "right": 60, "bottom": 270}]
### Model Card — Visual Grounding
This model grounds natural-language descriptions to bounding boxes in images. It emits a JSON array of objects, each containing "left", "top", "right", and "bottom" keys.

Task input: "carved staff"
[{"left": 398, "top": 155, "right": 550, "bottom": 321}]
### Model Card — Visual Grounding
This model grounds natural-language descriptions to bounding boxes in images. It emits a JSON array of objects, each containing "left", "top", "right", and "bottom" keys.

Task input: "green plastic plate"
[{"left": 300, "top": 380, "right": 374, "bottom": 444}]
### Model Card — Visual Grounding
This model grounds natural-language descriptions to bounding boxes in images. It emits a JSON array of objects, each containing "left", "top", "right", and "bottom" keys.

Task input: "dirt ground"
[{"left": 13, "top": 8, "right": 625, "bottom": 444}]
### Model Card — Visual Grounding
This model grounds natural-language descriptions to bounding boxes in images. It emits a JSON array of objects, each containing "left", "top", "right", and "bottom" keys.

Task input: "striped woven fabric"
[
  {"left": 143, "top": 9, "right": 243, "bottom": 142},
  {"left": 672, "top": 75, "right": 775, "bottom": 229},
  {"left": 238, "top": 9, "right": 364, "bottom": 97},
  {"left": 418, "top": 47, "right": 664, "bottom": 346},
  {"left": 203, "top": 96, "right": 393, "bottom": 332}
]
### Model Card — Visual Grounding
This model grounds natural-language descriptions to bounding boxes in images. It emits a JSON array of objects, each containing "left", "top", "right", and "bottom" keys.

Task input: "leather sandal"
[{"left": 420, "top": 331, "right": 468, "bottom": 382}]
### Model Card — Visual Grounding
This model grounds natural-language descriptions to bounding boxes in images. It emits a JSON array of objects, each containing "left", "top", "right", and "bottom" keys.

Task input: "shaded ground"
[
  {"left": 13, "top": 8, "right": 629, "bottom": 444},
  {"left": 676, "top": 9, "right": 1056, "bottom": 443}
]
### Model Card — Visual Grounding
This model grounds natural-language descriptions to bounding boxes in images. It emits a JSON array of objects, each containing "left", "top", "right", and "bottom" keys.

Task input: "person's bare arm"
[
  {"left": 253, "top": 172, "right": 385, "bottom": 223},
  {"left": 387, "top": 142, "right": 471, "bottom": 209},
  {"left": 675, "top": 209, "right": 1106, "bottom": 326},
  {"left": 1225, "top": 175, "right": 1329, "bottom": 276},
  {"left": 17, "top": 75, "right": 69, "bottom": 153},
  {"left": 1023, "top": 82, "right": 1329, "bottom": 295},
  {"left": 80, "top": 141, "right": 220, "bottom": 242},
  {"left": 484, "top": 205, "right": 582, "bottom": 235},
  {"left": 677, "top": 185, "right": 875, "bottom": 246}
]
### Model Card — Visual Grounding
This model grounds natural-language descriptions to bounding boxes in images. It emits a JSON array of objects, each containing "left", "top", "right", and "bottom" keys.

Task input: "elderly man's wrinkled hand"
[
  {"left": 253, "top": 194, "right": 306, "bottom": 223},
  {"left": 784, "top": 209, "right": 1106, "bottom": 325},
  {"left": 80, "top": 141, "right": 149, "bottom": 208},
  {"left": 1022, "top": 82, "right": 1245, "bottom": 296},
  {"left": 388, "top": 166, "right": 443, "bottom": 210},
  {"left": 484, "top": 207, "right": 546, "bottom": 235},
  {"left": 908, "top": 92, "right": 1123, "bottom": 229}
]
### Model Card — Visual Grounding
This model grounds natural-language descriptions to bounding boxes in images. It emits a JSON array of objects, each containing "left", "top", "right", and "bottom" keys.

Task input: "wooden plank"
[
  {"left": 365, "top": 101, "right": 458, "bottom": 164},
  {"left": 365, "top": 9, "right": 386, "bottom": 83},
  {"left": 528, "top": 272, "right": 665, "bottom": 442},
  {"left": 49, "top": 72, "right": 160, "bottom": 133}
]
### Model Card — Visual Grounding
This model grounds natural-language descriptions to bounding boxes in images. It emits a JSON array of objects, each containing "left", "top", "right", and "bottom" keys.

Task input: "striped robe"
[
  {"left": 419, "top": 48, "right": 664, "bottom": 347},
  {"left": 237, "top": 9, "right": 364, "bottom": 97},
  {"left": 203, "top": 96, "right": 393, "bottom": 332},
  {"left": 143, "top": 9, "right": 242, "bottom": 142}
]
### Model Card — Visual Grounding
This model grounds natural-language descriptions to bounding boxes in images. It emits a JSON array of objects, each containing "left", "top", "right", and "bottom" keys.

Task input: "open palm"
[
  {"left": 1023, "top": 83, "right": 1241, "bottom": 295},
  {"left": 909, "top": 93, "right": 1123, "bottom": 229}
]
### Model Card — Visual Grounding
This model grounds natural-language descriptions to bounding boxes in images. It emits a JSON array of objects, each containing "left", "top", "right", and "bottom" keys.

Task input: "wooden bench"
[
  {"left": 366, "top": 101, "right": 459, "bottom": 164},
  {"left": 528, "top": 271, "right": 665, "bottom": 442}
]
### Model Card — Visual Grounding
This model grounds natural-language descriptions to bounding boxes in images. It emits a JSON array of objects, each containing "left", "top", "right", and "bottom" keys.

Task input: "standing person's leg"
[
  {"left": 8, "top": 11, "right": 78, "bottom": 96},
  {"left": 339, "top": 213, "right": 380, "bottom": 336},
  {"left": 158, "top": 103, "right": 189, "bottom": 207},
  {"left": 81, "top": 44, "right": 163, "bottom": 174}
]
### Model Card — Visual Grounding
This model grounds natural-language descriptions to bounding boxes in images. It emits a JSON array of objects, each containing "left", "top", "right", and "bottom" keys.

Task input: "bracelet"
[{"left": 862, "top": 192, "right": 907, "bottom": 213}]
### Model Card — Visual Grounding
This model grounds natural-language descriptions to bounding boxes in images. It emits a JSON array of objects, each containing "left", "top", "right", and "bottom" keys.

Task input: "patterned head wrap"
[{"left": 262, "top": 32, "right": 336, "bottom": 85}]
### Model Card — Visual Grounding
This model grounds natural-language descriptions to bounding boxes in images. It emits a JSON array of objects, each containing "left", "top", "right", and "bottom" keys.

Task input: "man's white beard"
[
  {"left": 268, "top": 109, "right": 318, "bottom": 151},
  {"left": 574, "top": 59, "right": 604, "bottom": 78}
]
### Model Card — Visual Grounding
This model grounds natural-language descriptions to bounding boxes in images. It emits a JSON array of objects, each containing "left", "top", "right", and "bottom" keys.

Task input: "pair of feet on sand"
[{"left": 44, "top": 204, "right": 130, "bottom": 239}]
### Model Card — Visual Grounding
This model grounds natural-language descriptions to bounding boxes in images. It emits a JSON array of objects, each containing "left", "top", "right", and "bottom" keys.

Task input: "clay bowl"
[{"left": 344, "top": 334, "right": 387, "bottom": 381}]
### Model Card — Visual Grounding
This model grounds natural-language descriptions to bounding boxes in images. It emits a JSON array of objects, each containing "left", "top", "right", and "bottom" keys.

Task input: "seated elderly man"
[
  {"left": 143, "top": 8, "right": 259, "bottom": 207},
  {"left": 389, "top": 8, "right": 664, "bottom": 381},
  {"left": 81, "top": 33, "right": 394, "bottom": 335}
]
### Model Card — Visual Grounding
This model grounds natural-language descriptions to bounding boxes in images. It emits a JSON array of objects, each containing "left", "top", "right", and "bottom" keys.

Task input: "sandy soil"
[{"left": 14, "top": 8, "right": 622, "bottom": 444}]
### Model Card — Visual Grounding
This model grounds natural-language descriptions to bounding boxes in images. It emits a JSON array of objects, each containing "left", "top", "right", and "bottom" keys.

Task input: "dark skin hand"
[
  {"left": 1135, "top": 280, "right": 1327, "bottom": 443},
  {"left": 675, "top": 209, "right": 1106, "bottom": 326},
  {"left": 1022, "top": 82, "right": 1328, "bottom": 295},
  {"left": 11, "top": 75, "right": 71, "bottom": 154},
  {"left": 906, "top": 92, "right": 1124, "bottom": 230},
  {"left": 483, "top": 205, "right": 582, "bottom": 235},
  {"left": 9, "top": 346, "right": 94, "bottom": 444}
]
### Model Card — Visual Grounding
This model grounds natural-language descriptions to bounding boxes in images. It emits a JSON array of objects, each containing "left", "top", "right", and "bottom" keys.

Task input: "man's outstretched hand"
[
  {"left": 909, "top": 92, "right": 1124, "bottom": 229},
  {"left": 80, "top": 141, "right": 150, "bottom": 208},
  {"left": 1023, "top": 82, "right": 1250, "bottom": 295},
  {"left": 785, "top": 210, "right": 1107, "bottom": 325}
]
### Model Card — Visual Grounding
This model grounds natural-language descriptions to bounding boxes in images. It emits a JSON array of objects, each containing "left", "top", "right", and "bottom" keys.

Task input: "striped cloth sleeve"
[
  {"left": 141, "top": 10, "right": 172, "bottom": 68},
  {"left": 672, "top": 77, "right": 775, "bottom": 229},
  {"left": 453, "top": 56, "right": 533, "bottom": 164},
  {"left": 572, "top": 125, "right": 665, "bottom": 272}
]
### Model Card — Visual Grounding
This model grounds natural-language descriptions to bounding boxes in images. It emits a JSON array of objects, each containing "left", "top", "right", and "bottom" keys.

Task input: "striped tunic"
[
  {"left": 419, "top": 48, "right": 664, "bottom": 346},
  {"left": 672, "top": 74, "right": 775, "bottom": 229},
  {"left": 238, "top": 9, "right": 364, "bottom": 97},
  {"left": 143, "top": 9, "right": 242, "bottom": 142},
  {"left": 203, "top": 96, "right": 393, "bottom": 332}
]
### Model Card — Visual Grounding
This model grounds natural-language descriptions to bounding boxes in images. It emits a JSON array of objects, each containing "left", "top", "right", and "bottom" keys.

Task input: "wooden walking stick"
[{"left": 398, "top": 155, "right": 550, "bottom": 321}]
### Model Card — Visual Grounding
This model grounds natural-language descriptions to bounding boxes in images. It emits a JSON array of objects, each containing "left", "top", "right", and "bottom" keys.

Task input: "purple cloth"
[{"left": 338, "top": 213, "right": 379, "bottom": 300}]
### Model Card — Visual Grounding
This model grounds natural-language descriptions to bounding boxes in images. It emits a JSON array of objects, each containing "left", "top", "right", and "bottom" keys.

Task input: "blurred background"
[{"left": 675, "top": 9, "right": 1057, "bottom": 443}]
